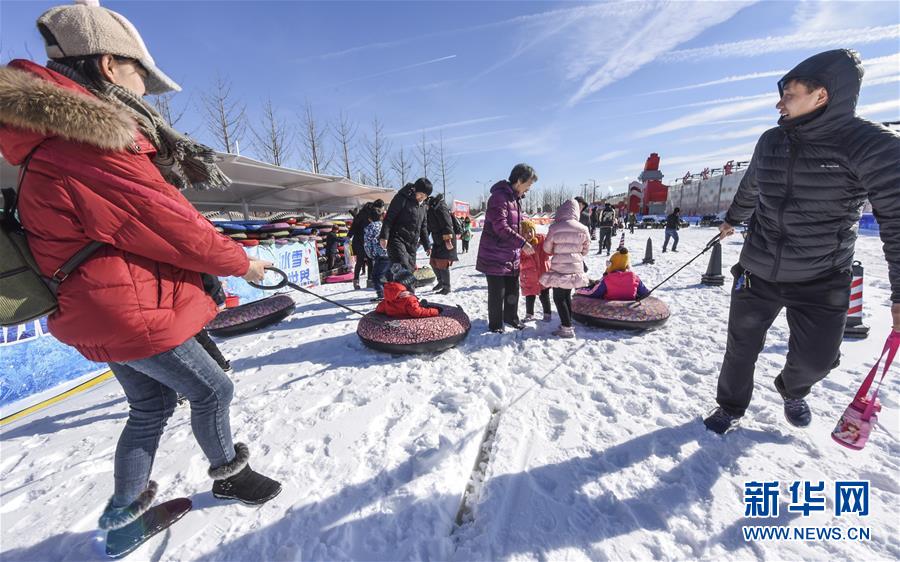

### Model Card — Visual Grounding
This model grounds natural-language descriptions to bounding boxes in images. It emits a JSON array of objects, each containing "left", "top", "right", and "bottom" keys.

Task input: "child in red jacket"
[
  {"left": 577, "top": 247, "right": 651, "bottom": 301},
  {"left": 519, "top": 219, "right": 552, "bottom": 322},
  {"left": 376, "top": 265, "right": 441, "bottom": 319}
]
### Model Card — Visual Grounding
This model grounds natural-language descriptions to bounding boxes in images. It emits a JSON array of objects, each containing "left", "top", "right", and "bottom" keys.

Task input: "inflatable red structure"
[{"left": 636, "top": 153, "right": 668, "bottom": 215}]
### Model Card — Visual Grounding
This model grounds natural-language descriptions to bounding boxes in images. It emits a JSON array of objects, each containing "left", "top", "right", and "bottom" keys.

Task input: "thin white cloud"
[
  {"left": 633, "top": 96, "right": 776, "bottom": 139},
  {"left": 591, "top": 150, "right": 630, "bottom": 163},
  {"left": 706, "top": 116, "right": 774, "bottom": 126},
  {"left": 663, "top": 25, "right": 900, "bottom": 62},
  {"left": 425, "top": 128, "right": 526, "bottom": 145},
  {"left": 859, "top": 99, "right": 900, "bottom": 117},
  {"left": 680, "top": 125, "right": 771, "bottom": 144},
  {"left": 388, "top": 116, "right": 507, "bottom": 138},
  {"left": 620, "top": 141, "right": 757, "bottom": 174},
  {"left": 792, "top": 0, "right": 900, "bottom": 34},
  {"left": 566, "top": 1, "right": 755, "bottom": 105},
  {"left": 329, "top": 55, "right": 457, "bottom": 88},
  {"left": 637, "top": 71, "right": 788, "bottom": 96}
]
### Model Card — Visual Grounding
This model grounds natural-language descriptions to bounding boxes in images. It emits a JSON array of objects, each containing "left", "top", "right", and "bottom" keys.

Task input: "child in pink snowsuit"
[
  {"left": 540, "top": 199, "right": 590, "bottom": 338},
  {"left": 577, "top": 247, "right": 651, "bottom": 300}
]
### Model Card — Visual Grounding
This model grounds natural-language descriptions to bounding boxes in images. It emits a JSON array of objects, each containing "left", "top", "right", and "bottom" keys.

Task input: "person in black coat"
[
  {"left": 348, "top": 203, "right": 372, "bottom": 289},
  {"left": 426, "top": 193, "right": 459, "bottom": 294},
  {"left": 705, "top": 49, "right": 900, "bottom": 435},
  {"left": 662, "top": 207, "right": 681, "bottom": 252},
  {"left": 596, "top": 203, "right": 616, "bottom": 255},
  {"left": 379, "top": 178, "right": 432, "bottom": 273}
]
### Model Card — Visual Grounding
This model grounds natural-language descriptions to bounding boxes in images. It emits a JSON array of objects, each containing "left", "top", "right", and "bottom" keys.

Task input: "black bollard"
[
  {"left": 641, "top": 237, "right": 655, "bottom": 264},
  {"left": 843, "top": 260, "right": 869, "bottom": 339},
  {"left": 701, "top": 241, "right": 725, "bottom": 286}
]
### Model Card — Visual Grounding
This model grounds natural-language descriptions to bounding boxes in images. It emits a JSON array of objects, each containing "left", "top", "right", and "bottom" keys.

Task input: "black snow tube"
[
  {"left": 572, "top": 294, "right": 670, "bottom": 330},
  {"left": 357, "top": 305, "right": 470, "bottom": 354},
  {"left": 414, "top": 266, "right": 436, "bottom": 287},
  {"left": 206, "top": 295, "right": 296, "bottom": 337}
]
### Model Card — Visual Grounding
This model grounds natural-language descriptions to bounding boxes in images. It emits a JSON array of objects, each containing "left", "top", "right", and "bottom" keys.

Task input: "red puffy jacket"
[
  {"left": 519, "top": 233, "right": 550, "bottom": 297},
  {"left": 0, "top": 60, "right": 249, "bottom": 362},
  {"left": 375, "top": 282, "right": 439, "bottom": 319}
]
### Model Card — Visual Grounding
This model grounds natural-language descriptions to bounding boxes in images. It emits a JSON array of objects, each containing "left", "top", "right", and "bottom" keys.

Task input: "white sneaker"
[{"left": 552, "top": 326, "right": 575, "bottom": 338}]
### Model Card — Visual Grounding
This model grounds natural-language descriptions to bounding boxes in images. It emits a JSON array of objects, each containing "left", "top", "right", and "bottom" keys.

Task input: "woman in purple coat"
[{"left": 476, "top": 164, "right": 538, "bottom": 332}]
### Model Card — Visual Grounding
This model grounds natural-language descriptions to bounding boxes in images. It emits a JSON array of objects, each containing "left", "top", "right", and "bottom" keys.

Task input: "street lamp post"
[{"left": 588, "top": 178, "right": 598, "bottom": 203}]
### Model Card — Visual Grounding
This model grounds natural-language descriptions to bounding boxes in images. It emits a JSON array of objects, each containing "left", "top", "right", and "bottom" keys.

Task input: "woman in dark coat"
[
  {"left": 476, "top": 163, "right": 538, "bottom": 332},
  {"left": 426, "top": 193, "right": 458, "bottom": 294},
  {"left": 379, "top": 178, "right": 432, "bottom": 272}
]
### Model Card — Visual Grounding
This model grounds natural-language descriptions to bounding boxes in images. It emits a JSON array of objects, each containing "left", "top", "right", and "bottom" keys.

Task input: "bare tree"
[
  {"left": 333, "top": 111, "right": 357, "bottom": 179},
  {"left": 151, "top": 93, "right": 189, "bottom": 128},
  {"left": 434, "top": 130, "right": 458, "bottom": 198},
  {"left": 298, "top": 100, "right": 332, "bottom": 174},
  {"left": 390, "top": 147, "right": 413, "bottom": 188},
  {"left": 250, "top": 98, "right": 292, "bottom": 166},
  {"left": 361, "top": 116, "right": 392, "bottom": 187},
  {"left": 415, "top": 131, "right": 434, "bottom": 179},
  {"left": 200, "top": 73, "right": 246, "bottom": 154}
]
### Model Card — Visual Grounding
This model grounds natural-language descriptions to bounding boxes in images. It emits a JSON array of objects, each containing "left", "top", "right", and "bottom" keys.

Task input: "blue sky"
[{"left": 2, "top": 0, "right": 899, "bottom": 205}]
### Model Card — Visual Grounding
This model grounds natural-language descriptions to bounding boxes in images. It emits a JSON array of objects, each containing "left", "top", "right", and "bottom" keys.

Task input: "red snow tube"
[
  {"left": 206, "top": 295, "right": 295, "bottom": 337},
  {"left": 357, "top": 305, "right": 470, "bottom": 354},
  {"left": 325, "top": 272, "right": 354, "bottom": 284},
  {"left": 572, "top": 294, "right": 670, "bottom": 330}
]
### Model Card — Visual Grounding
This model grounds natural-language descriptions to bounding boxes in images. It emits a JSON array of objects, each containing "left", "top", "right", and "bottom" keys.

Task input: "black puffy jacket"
[
  {"left": 426, "top": 193, "right": 458, "bottom": 261},
  {"left": 380, "top": 184, "right": 430, "bottom": 252},
  {"left": 725, "top": 49, "right": 900, "bottom": 301}
]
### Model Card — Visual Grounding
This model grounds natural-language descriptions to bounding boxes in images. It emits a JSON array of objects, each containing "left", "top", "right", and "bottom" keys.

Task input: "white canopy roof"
[
  {"left": 186, "top": 153, "right": 395, "bottom": 214},
  {"left": 0, "top": 152, "right": 395, "bottom": 216}
]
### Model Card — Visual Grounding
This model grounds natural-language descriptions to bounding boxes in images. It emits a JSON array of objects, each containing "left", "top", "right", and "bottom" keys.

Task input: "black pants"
[
  {"left": 526, "top": 288, "right": 551, "bottom": 315},
  {"left": 354, "top": 253, "right": 368, "bottom": 282},
  {"left": 629, "top": 223, "right": 635, "bottom": 234},
  {"left": 486, "top": 274, "right": 520, "bottom": 330},
  {"left": 716, "top": 266, "right": 851, "bottom": 417},
  {"left": 598, "top": 227, "right": 613, "bottom": 254},
  {"left": 388, "top": 240, "right": 417, "bottom": 273},
  {"left": 194, "top": 329, "right": 230, "bottom": 371},
  {"left": 462, "top": 239, "right": 470, "bottom": 253},
  {"left": 552, "top": 288, "right": 573, "bottom": 327}
]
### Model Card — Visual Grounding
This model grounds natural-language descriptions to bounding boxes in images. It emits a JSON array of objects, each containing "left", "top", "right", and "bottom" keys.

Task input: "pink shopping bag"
[{"left": 832, "top": 330, "right": 899, "bottom": 450}]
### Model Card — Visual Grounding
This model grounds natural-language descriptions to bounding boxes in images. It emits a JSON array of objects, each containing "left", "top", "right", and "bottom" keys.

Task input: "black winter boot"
[{"left": 210, "top": 443, "right": 282, "bottom": 505}]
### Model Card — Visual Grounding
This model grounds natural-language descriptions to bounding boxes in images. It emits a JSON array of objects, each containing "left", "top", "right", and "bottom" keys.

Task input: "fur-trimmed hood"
[{"left": 0, "top": 59, "right": 136, "bottom": 164}]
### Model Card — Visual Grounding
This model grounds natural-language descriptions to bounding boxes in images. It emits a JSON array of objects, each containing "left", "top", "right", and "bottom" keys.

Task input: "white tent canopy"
[
  {"left": 0, "top": 153, "right": 395, "bottom": 217},
  {"left": 185, "top": 153, "right": 395, "bottom": 216}
]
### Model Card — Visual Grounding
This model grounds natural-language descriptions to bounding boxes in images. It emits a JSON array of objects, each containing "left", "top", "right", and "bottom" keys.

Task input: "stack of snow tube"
[
  {"left": 213, "top": 220, "right": 317, "bottom": 246},
  {"left": 571, "top": 294, "right": 670, "bottom": 330},
  {"left": 206, "top": 295, "right": 296, "bottom": 337},
  {"left": 413, "top": 266, "right": 436, "bottom": 287},
  {"left": 357, "top": 305, "right": 470, "bottom": 354}
]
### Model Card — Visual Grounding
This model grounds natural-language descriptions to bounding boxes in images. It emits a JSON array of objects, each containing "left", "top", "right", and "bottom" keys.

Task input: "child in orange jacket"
[{"left": 375, "top": 265, "right": 441, "bottom": 319}]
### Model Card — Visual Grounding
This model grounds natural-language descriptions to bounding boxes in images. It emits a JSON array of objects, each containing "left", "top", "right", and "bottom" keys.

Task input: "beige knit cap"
[{"left": 36, "top": 0, "right": 180, "bottom": 94}]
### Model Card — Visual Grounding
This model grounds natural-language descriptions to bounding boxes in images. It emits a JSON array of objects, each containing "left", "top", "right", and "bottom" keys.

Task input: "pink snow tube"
[
  {"left": 325, "top": 272, "right": 354, "bottom": 284},
  {"left": 206, "top": 295, "right": 295, "bottom": 337},
  {"left": 357, "top": 305, "right": 471, "bottom": 354},
  {"left": 572, "top": 294, "right": 670, "bottom": 330}
]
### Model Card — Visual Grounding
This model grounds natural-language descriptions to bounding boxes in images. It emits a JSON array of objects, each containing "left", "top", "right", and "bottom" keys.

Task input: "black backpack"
[{"left": 0, "top": 151, "right": 103, "bottom": 326}]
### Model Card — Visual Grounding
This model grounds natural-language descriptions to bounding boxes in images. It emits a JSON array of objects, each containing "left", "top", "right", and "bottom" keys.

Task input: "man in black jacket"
[
  {"left": 426, "top": 193, "right": 458, "bottom": 294},
  {"left": 705, "top": 49, "right": 900, "bottom": 435},
  {"left": 596, "top": 203, "right": 616, "bottom": 255},
  {"left": 379, "top": 178, "right": 432, "bottom": 273},
  {"left": 662, "top": 207, "right": 681, "bottom": 252}
]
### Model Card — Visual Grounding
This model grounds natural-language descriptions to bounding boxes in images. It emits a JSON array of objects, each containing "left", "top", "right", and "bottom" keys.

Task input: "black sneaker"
[
  {"left": 212, "top": 464, "right": 282, "bottom": 505},
  {"left": 490, "top": 327, "right": 505, "bottom": 334},
  {"left": 703, "top": 407, "right": 741, "bottom": 434},
  {"left": 783, "top": 398, "right": 812, "bottom": 427},
  {"left": 505, "top": 320, "right": 526, "bottom": 330}
]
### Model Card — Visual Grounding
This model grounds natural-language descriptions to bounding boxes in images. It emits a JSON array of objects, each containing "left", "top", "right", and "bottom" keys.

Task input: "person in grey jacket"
[{"left": 704, "top": 49, "right": 900, "bottom": 434}]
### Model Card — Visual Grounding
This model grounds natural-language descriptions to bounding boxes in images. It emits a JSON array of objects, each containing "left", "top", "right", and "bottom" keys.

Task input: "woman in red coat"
[{"left": 0, "top": 4, "right": 280, "bottom": 535}]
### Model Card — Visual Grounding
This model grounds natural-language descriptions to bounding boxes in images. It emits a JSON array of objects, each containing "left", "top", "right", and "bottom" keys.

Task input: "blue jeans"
[
  {"left": 371, "top": 256, "right": 391, "bottom": 298},
  {"left": 663, "top": 228, "right": 679, "bottom": 251},
  {"left": 108, "top": 337, "right": 235, "bottom": 506}
]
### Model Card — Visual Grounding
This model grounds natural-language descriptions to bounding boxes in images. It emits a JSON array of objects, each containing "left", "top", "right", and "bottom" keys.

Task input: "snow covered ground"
[{"left": 1, "top": 226, "right": 898, "bottom": 561}]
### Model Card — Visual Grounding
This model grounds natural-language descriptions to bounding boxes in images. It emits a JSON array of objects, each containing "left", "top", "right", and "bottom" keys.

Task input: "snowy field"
[{"left": 1, "top": 226, "right": 898, "bottom": 561}]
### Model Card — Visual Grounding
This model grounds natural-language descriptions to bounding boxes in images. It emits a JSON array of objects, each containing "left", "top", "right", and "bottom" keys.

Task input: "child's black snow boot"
[{"left": 211, "top": 443, "right": 282, "bottom": 505}]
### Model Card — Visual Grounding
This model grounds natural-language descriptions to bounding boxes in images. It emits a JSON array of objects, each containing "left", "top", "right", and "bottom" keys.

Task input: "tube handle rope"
[{"left": 637, "top": 234, "right": 723, "bottom": 302}]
